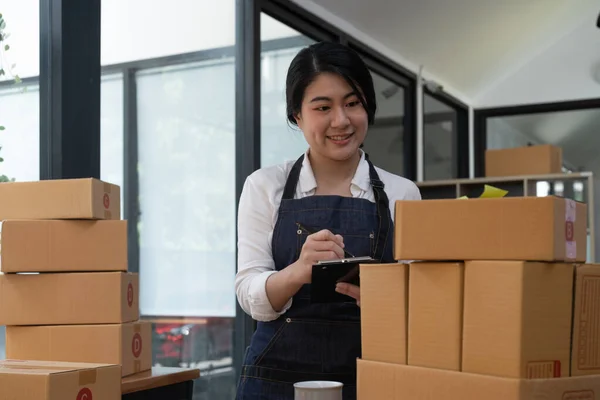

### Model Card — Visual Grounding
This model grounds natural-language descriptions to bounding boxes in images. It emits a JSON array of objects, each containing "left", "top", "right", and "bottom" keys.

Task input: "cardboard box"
[
  {"left": 485, "top": 144, "right": 563, "bottom": 177},
  {"left": 408, "top": 262, "right": 463, "bottom": 371},
  {"left": 571, "top": 264, "right": 600, "bottom": 376},
  {"left": 357, "top": 359, "right": 600, "bottom": 400},
  {"left": 462, "top": 261, "right": 574, "bottom": 378},
  {"left": 0, "top": 272, "right": 139, "bottom": 325},
  {"left": 0, "top": 359, "right": 120, "bottom": 400},
  {"left": 359, "top": 263, "right": 408, "bottom": 364},
  {"left": 0, "top": 220, "right": 127, "bottom": 273},
  {"left": 394, "top": 196, "right": 587, "bottom": 262},
  {"left": 0, "top": 178, "right": 120, "bottom": 220},
  {"left": 6, "top": 321, "right": 152, "bottom": 377}
]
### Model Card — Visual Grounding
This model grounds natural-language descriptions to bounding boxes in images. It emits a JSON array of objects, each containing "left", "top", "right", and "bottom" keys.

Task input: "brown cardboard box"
[
  {"left": 0, "top": 178, "right": 120, "bottom": 220},
  {"left": 571, "top": 264, "right": 600, "bottom": 376},
  {"left": 463, "top": 261, "right": 574, "bottom": 378},
  {"left": 485, "top": 144, "right": 563, "bottom": 177},
  {"left": 6, "top": 321, "right": 152, "bottom": 377},
  {"left": 394, "top": 196, "right": 587, "bottom": 262},
  {"left": 359, "top": 263, "right": 408, "bottom": 364},
  {"left": 0, "top": 359, "right": 120, "bottom": 400},
  {"left": 408, "top": 262, "right": 463, "bottom": 371},
  {"left": 357, "top": 359, "right": 600, "bottom": 400},
  {"left": 0, "top": 272, "right": 139, "bottom": 325},
  {"left": 0, "top": 220, "right": 127, "bottom": 273}
]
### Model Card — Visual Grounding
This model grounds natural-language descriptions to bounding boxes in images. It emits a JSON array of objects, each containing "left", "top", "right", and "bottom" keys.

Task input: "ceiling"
[
  {"left": 296, "top": 0, "right": 597, "bottom": 102},
  {"left": 293, "top": 0, "right": 600, "bottom": 172}
]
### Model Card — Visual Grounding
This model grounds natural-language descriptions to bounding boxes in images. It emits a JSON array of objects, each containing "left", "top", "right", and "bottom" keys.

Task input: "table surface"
[{"left": 121, "top": 367, "right": 201, "bottom": 394}]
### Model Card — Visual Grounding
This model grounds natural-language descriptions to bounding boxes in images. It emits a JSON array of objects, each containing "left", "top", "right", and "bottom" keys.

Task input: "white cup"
[{"left": 294, "top": 381, "right": 343, "bottom": 400}]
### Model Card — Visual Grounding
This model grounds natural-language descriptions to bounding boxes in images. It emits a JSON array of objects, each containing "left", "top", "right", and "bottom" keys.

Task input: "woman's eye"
[
  {"left": 315, "top": 106, "right": 330, "bottom": 111},
  {"left": 346, "top": 101, "right": 360, "bottom": 107}
]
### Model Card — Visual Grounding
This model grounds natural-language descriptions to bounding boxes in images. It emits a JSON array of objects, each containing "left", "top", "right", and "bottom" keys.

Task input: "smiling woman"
[{"left": 234, "top": 41, "right": 421, "bottom": 400}]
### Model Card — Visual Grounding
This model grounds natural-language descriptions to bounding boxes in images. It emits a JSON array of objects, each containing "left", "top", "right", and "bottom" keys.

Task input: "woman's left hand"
[{"left": 335, "top": 283, "right": 360, "bottom": 306}]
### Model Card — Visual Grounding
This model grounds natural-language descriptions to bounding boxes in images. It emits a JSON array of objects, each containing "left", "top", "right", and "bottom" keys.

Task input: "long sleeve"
[{"left": 234, "top": 174, "right": 293, "bottom": 322}]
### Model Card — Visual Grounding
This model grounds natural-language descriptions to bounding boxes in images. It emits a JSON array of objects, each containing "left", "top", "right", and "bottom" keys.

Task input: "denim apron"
[{"left": 236, "top": 153, "right": 395, "bottom": 400}]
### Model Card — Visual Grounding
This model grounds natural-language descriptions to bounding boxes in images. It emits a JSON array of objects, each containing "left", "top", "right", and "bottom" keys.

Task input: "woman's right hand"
[{"left": 293, "top": 229, "right": 345, "bottom": 284}]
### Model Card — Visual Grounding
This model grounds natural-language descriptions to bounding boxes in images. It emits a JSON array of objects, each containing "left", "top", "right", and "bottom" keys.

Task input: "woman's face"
[{"left": 295, "top": 72, "right": 368, "bottom": 162}]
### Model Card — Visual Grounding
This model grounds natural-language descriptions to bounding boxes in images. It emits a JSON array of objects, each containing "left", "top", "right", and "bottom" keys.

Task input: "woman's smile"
[{"left": 327, "top": 132, "right": 355, "bottom": 144}]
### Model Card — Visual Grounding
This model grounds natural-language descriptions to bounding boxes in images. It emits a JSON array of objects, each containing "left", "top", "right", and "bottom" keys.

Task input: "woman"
[{"left": 235, "top": 41, "right": 421, "bottom": 399}]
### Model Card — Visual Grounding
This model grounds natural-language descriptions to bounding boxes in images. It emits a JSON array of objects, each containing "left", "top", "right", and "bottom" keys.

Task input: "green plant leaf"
[
  {"left": 14, "top": 75, "right": 21, "bottom": 84},
  {"left": 0, "top": 157, "right": 5, "bottom": 163},
  {"left": 4, "top": 44, "right": 9, "bottom": 51},
  {"left": 0, "top": 69, "right": 5, "bottom": 76},
  {"left": 0, "top": 126, "right": 5, "bottom": 130}
]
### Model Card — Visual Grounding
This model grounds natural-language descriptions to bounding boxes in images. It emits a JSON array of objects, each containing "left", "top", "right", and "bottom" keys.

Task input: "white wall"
[{"left": 476, "top": 12, "right": 600, "bottom": 107}]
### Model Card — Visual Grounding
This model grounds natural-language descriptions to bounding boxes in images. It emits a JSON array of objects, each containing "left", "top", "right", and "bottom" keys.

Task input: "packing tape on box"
[
  {"left": 458, "top": 184, "right": 508, "bottom": 199},
  {"left": 133, "top": 323, "right": 141, "bottom": 333},
  {"left": 78, "top": 369, "right": 97, "bottom": 385},
  {"left": 134, "top": 360, "right": 142, "bottom": 373},
  {"left": 566, "top": 199, "right": 576, "bottom": 260}
]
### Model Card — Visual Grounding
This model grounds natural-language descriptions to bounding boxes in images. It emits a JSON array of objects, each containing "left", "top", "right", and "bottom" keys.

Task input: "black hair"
[{"left": 285, "top": 41, "right": 377, "bottom": 126}]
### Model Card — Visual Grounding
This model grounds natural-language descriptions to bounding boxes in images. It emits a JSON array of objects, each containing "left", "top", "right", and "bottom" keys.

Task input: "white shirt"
[{"left": 235, "top": 150, "right": 421, "bottom": 322}]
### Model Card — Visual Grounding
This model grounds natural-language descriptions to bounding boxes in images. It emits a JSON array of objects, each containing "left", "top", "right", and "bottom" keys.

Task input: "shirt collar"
[{"left": 298, "top": 149, "right": 371, "bottom": 195}]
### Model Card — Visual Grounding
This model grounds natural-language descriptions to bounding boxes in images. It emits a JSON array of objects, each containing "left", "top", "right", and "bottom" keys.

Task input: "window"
[
  {"left": 100, "top": 74, "right": 124, "bottom": 215},
  {"left": 362, "top": 72, "right": 405, "bottom": 176},
  {"left": 0, "top": 84, "right": 40, "bottom": 182},
  {"left": 260, "top": 13, "right": 314, "bottom": 167},
  {"left": 423, "top": 93, "right": 458, "bottom": 180},
  {"left": 102, "top": 1, "right": 238, "bottom": 397},
  {"left": 0, "top": 1, "right": 40, "bottom": 358}
]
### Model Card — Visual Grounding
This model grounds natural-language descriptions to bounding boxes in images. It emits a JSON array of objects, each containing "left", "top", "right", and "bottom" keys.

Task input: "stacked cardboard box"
[
  {"left": 485, "top": 144, "right": 563, "bottom": 177},
  {"left": 0, "top": 178, "right": 152, "bottom": 386},
  {"left": 358, "top": 195, "right": 600, "bottom": 399},
  {"left": 0, "top": 359, "right": 121, "bottom": 400}
]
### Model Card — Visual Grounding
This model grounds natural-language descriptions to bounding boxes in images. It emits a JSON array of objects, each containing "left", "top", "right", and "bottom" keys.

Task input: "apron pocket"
[
  {"left": 255, "top": 317, "right": 361, "bottom": 375},
  {"left": 294, "top": 223, "right": 375, "bottom": 259}
]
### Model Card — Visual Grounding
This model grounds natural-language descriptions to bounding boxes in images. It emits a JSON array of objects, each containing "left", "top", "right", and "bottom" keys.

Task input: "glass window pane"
[
  {"left": 423, "top": 94, "right": 458, "bottom": 180},
  {"left": 103, "top": 2, "right": 237, "bottom": 397},
  {"left": 0, "top": 84, "right": 40, "bottom": 181},
  {"left": 101, "top": 0, "right": 235, "bottom": 65},
  {"left": 362, "top": 72, "right": 405, "bottom": 176},
  {"left": 260, "top": 14, "right": 314, "bottom": 167},
  {"left": 136, "top": 58, "right": 236, "bottom": 398},
  {"left": 0, "top": 2, "right": 40, "bottom": 359},
  {"left": 1, "top": 1, "right": 40, "bottom": 78},
  {"left": 100, "top": 74, "right": 124, "bottom": 216}
]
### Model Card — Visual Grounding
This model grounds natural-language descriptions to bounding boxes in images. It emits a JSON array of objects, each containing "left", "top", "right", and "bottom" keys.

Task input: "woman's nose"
[{"left": 331, "top": 107, "right": 350, "bottom": 128}]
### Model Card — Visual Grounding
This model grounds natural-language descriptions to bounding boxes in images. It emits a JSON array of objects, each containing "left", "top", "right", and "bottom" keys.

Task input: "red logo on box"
[
  {"left": 103, "top": 193, "right": 110, "bottom": 209},
  {"left": 132, "top": 333, "right": 143, "bottom": 358},
  {"left": 127, "top": 283, "right": 134, "bottom": 307},
  {"left": 77, "top": 388, "right": 92, "bottom": 400},
  {"left": 566, "top": 221, "right": 574, "bottom": 241}
]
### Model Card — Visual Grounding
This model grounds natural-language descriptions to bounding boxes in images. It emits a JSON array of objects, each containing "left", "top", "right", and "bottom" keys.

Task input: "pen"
[{"left": 296, "top": 222, "right": 356, "bottom": 258}]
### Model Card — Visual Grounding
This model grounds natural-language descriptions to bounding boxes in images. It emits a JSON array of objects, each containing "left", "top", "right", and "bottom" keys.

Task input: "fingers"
[
  {"left": 309, "top": 229, "right": 344, "bottom": 248},
  {"left": 310, "top": 240, "right": 345, "bottom": 259},
  {"left": 336, "top": 283, "right": 360, "bottom": 306}
]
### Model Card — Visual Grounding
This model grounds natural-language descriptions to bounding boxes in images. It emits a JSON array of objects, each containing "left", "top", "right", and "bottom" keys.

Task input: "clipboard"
[{"left": 310, "top": 256, "right": 377, "bottom": 303}]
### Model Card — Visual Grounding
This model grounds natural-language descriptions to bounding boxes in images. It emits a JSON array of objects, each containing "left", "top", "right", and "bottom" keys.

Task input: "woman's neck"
[{"left": 309, "top": 150, "right": 361, "bottom": 196}]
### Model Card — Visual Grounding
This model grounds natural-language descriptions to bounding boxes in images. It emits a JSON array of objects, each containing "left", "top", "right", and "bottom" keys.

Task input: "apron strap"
[
  {"left": 280, "top": 152, "right": 392, "bottom": 262},
  {"left": 281, "top": 154, "right": 305, "bottom": 200},
  {"left": 364, "top": 152, "right": 392, "bottom": 262}
]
